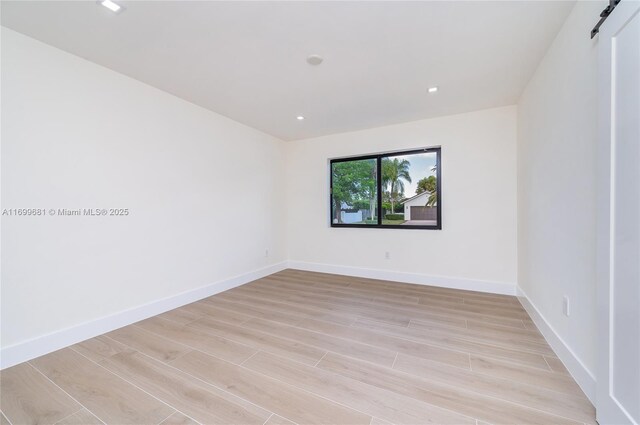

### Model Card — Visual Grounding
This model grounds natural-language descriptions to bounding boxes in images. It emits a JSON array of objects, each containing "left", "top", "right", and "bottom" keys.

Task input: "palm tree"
[
  {"left": 426, "top": 190, "right": 437, "bottom": 207},
  {"left": 427, "top": 163, "right": 438, "bottom": 206},
  {"left": 382, "top": 158, "right": 412, "bottom": 213}
]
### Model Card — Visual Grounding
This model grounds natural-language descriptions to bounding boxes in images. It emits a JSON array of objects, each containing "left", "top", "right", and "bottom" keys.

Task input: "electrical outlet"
[
  {"left": 385, "top": 251, "right": 390, "bottom": 260},
  {"left": 265, "top": 249, "right": 269, "bottom": 258},
  {"left": 563, "top": 296, "right": 570, "bottom": 317}
]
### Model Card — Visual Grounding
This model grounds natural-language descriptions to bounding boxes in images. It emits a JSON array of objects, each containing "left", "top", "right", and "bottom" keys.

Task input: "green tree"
[
  {"left": 331, "top": 160, "right": 376, "bottom": 223},
  {"left": 416, "top": 175, "right": 438, "bottom": 206},
  {"left": 382, "top": 157, "right": 412, "bottom": 214},
  {"left": 416, "top": 177, "right": 428, "bottom": 195},
  {"left": 416, "top": 175, "right": 436, "bottom": 194}
]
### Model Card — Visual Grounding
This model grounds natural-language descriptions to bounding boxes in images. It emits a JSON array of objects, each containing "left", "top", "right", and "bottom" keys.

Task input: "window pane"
[
  {"left": 331, "top": 158, "right": 378, "bottom": 225},
  {"left": 381, "top": 151, "right": 438, "bottom": 227}
]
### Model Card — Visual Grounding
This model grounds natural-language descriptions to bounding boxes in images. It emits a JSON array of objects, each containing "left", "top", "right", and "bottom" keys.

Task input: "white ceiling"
[{"left": 1, "top": 1, "right": 575, "bottom": 141}]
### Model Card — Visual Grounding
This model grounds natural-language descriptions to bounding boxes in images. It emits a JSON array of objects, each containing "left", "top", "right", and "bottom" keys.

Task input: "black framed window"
[{"left": 330, "top": 147, "right": 441, "bottom": 230}]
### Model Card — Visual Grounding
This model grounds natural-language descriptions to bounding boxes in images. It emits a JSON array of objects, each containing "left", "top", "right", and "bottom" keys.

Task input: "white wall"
[
  {"left": 1, "top": 28, "right": 287, "bottom": 352},
  {"left": 286, "top": 106, "right": 517, "bottom": 292},
  {"left": 517, "top": 0, "right": 604, "bottom": 386}
]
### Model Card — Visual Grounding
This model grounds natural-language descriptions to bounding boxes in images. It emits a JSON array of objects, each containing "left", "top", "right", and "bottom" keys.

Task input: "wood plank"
[
  {"left": 264, "top": 414, "right": 296, "bottom": 425},
  {"left": 231, "top": 288, "right": 410, "bottom": 327},
  {"left": 72, "top": 335, "right": 132, "bottom": 363},
  {"left": 256, "top": 279, "right": 376, "bottom": 303},
  {"left": 254, "top": 276, "right": 363, "bottom": 299},
  {"left": 56, "top": 409, "right": 104, "bottom": 425},
  {"left": 370, "top": 417, "right": 395, "bottom": 425},
  {"left": 269, "top": 271, "right": 351, "bottom": 288},
  {"left": 0, "top": 363, "right": 81, "bottom": 425},
  {"left": 412, "top": 317, "right": 544, "bottom": 344},
  {"left": 466, "top": 320, "right": 543, "bottom": 339},
  {"left": 171, "top": 350, "right": 371, "bottom": 425},
  {"left": 317, "top": 352, "right": 583, "bottom": 425},
  {"left": 462, "top": 296, "right": 525, "bottom": 309},
  {"left": 158, "top": 412, "right": 200, "bottom": 425},
  {"left": 405, "top": 319, "right": 555, "bottom": 356},
  {"left": 417, "top": 297, "right": 529, "bottom": 319},
  {"left": 294, "top": 318, "right": 471, "bottom": 369},
  {"left": 179, "top": 301, "right": 253, "bottom": 325},
  {"left": 465, "top": 314, "right": 528, "bottom": 329},
  {"left": 351, "top": 319, "right": 551, "bottom": 369},
  {"left": 262, "top": 274, "right": 426, "bottom": 307},
  {"left": 107, "top": 325, "right": 192, "bottom": 363},
  {"left": 100, "top": 351, "right": 270, "bottom": 425},
  {"left": 135, "top": 317, "right": 257, "bottom": 364},
  {"left": 401, "top": 318, "right": 549, "bottom": 351},
  {"left": 1, "top": 412, "right": 11, "bottom": 425},
  {"left": 379, "top": 311, "right": 468, "bottom": 330},
  {"left": 370, "top": 293, "right": 422, "bottom": 304},
  {"left": 213, "top": 291, "right": 356, "bottom": 326},
  {"left": 245, "top": 278, "right": 409, "bottom": 311},
  {"left": 204, "top": 296, "right": 307, "bottom": 326},
  {"left": 469, "top": 355, "right": 583, "bottom": 396},
  {"left": 186, "top": 317, "right": 326, "bottom": 366},
  {"left": 241, "top": 317, "right": 397, "bottom": 367},
  {"left": 413, "top": 292, "right": 466, "bottom": 304},
  {"left": 30, "top": 348, "right": 173, "bottom": 425},
  {"left": 244, "top": 350, "right": 475, "bottom": 425},
  {"left": 236, "top": 286, "right": 415, "bottom": 327},
  {"left": 273, "top": 290, "right": 526, "bottom": 329},
  {"left": 393, "top": 354, "right": 596, "bottom": 424}
]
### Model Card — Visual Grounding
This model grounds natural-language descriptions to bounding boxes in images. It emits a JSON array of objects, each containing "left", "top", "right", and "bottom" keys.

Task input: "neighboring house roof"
[{"left": 400, "top": 191, "right": 429, "bottom": 204}]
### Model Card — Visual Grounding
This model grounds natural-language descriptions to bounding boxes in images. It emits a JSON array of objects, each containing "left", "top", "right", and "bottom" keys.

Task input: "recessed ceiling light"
[
  {"left": 100, "top": 0, "right": 122, "bottom": 13},
  {"left": 306, "top": 55, "right": 323, "bottom": 66},
  {"left": 296, "top": 116, "right": 305, "bottom": 121},
  {"left": 428, "top": 86, "right": 439, "bottom": 93}
]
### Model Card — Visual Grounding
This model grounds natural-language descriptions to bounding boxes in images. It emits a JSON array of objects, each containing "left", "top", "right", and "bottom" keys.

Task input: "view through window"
[{"left": 330, "top": 148, "right": 441, "bottom": 229}]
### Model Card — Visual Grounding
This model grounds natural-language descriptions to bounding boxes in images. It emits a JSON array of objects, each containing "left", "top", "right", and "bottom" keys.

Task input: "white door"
[{"left": 597, "top": 1, "right": 640, "bottom": 424}]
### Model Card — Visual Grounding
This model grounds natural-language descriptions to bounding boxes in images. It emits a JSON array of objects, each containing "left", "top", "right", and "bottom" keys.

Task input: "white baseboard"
[
  {"left": 0, "top": 261, "right": 287, "bottom": 369},
  {"left": 287, "top": 260, "right": 516, "bottom": 295},
  {"left": 517, "top": 286, "right": 597, "bottom": 404}
]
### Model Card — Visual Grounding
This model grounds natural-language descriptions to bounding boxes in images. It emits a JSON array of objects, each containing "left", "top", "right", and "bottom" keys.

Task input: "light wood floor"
[{"left": 1, "top": 269, "right": 595, "bottom": 425}]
